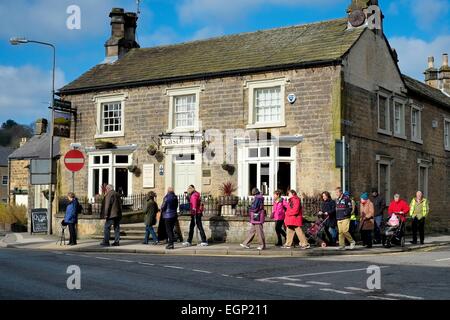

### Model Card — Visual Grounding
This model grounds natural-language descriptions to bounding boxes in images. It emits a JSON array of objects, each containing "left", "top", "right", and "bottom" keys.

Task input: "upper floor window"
[
  {"left": 445, "top": 118, "right": 450, "bottom": 151},
  {"left": 377, "top": 92, "right": 391, "bottom": 135},
  {"left": 167, "top": 87, "right": 201, "bottom": 132},
  {"left": 94, "top": 93, "right": 127, "bottom": 138},
  {"left": 411, "top": 105, "right": 423, "bottom": 144},
  {"left": 393, "top": 99, "right": 406, "bottom": 138},
  {"left": 246, "top": 78, "right": 286, "bottom": 129},
  {"left": 2, "top": 176, "right": 7, "bottom": 186}
]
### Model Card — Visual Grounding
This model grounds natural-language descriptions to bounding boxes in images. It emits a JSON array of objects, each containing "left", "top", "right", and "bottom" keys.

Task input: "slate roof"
[
  {"left": 403, "top": 75, "right": 450, "bottom": 110},
  {"left": 8, "top": 134, "right": 60, "bottom": 160},
  {"left": 60, "top": 18, "right": 365, "bottom": 94},
  {"left": 0, "top": 147, "right": 14, "bottom": 166}
]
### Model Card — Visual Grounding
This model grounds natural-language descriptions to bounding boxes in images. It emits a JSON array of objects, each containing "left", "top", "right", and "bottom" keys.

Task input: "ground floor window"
[
  {"left": 418, "top": 159, "right": 431, "bottom": 198},
  {"left": 377, "top": 158, "right": 391, "bottom": 205},
  {"left": 88, "top": 152, "right": 133, "bottom": 199}
]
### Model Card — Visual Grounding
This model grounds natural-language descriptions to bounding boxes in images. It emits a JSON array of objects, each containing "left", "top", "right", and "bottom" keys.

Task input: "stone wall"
[
  {"left": 8, "top": 160, "right": 29, "bottom": 203},
  {"left": 0, "top": 166, "right": 8, "bottom": 202}
]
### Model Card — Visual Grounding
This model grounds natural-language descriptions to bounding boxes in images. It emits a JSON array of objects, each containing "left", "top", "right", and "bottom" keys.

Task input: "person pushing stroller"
[{"left": 383, "top": 194, "right": 409, "bottom": 248}]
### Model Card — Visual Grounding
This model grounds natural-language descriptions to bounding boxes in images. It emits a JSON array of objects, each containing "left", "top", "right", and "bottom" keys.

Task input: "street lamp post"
[{"left": 10, "top": 37, "right": 56, "bottom": 235}]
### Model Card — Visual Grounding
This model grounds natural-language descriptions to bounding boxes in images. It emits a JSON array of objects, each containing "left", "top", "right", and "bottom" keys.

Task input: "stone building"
[
  {"left": 57, "top": 1, "right": 450, "bottom": 234},
  {"left": 0, "top": 147, "right": 14, "bottom": 203}
]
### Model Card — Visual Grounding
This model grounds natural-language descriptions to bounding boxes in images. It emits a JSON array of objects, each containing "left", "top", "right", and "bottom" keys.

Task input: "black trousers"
[
  {"left": 68, "top": 223, "right": 77, "bottom": 244},
  {"left": 275, "top": 220, "right": 286, "bottom": 245},
  {"left": 188, "top": 215, "right": 207, "bottom": 243},
  {"left": 165, "top": 217, "right": 177, "bottom": 246},
  {"left": 412, "top": 217, "right": 426, "bottom": 244},
  {"left": 361, "top": 230, "right": 373, "bottom": 247}
]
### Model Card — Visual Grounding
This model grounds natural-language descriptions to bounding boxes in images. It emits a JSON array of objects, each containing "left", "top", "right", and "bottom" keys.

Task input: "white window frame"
[
  {"left": 376, "top": 155, "right": 392, "bottom": 205},
  {"left": 444, "top": 118, "right": 450, "bottom": 151},
  {"left": 393, "top": 97, "right": 406, "bottom": 139},
  {"left": 411, "top": 105, "right": 423, "bottom": 144},
  {"left": 87, "top": 150, "right": 133, "bottom": 200},
  {"left": 377, "top": 91, "right": 392, "bottom": 136},
  {"left": 166, "top": 86, "right": 201, "bottom": 133},
  {"left": 1, "top": 175, "right": 7, "bottom": 186},
  {"left": 246, "top": 78, "right": 287, "bottom": 129},
  {"left": 417, "top": 159, "right": 431, "bottom": 198},
  {"left": 93, "top": 93, "right": 128, "bottom": 139}
]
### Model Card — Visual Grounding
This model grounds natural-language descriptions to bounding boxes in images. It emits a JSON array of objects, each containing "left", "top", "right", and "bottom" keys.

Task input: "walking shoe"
[
  {"left": 281, "top": 245, "right": 291, "bottom": 249},
  {"left": 240, "top": 243, "right": 250, "bottom": 249},
  {"left": 410, "top": 241, "right": 417, "bottom": 245},
  {"left": 199, "top": 242, "right": 208, "bottom": 247},
  {"left": 100, "top": 242, "right": 110, "bottom": 247},
  {"left": 142, "top": 241, "right": 148, "bottom": 245},
  {"left": 152, "top": 241, "right": 159, "bottom": 245},
  {"left": 257, "top": 246, "right": 265, "bottom": 251},
  {"left": 112, "top": 242, "right": 120, "bottom": 247},
  {"left": 349, "top": 242, "right": 356, "bottom": 250},
  {"left": 300, "top": 244, "right": 311, "bottom": 250},
  {"left": 182, "top": 242, "right": 192, "bottom": 247},
  {"left": 338, "top": 246, "right": 346, "bottom": 250},
  {"left": 166, "top": 244, "right": 174, "bottom": 250}
]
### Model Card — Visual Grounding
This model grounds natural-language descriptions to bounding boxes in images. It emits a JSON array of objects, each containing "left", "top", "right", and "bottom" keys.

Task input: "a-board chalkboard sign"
[{"left": 31, "top": 209, "right": 48, "bottom": 233}]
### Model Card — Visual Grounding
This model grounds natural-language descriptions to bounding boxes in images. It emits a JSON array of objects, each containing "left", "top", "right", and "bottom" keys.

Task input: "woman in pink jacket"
[
  {"left": 282, "top": 190, "right": 310, "bottom": 249},
  {"left": 271, "top": 190, "right": 286, "bottom": 246}
]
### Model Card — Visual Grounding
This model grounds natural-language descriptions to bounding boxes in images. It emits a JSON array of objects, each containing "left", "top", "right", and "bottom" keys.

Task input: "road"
[{"left": 0, "top": 246, "right": 449, "bottom": 300}]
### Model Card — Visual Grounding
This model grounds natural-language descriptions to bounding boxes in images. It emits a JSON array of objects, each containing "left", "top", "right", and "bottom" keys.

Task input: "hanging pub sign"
[{"left": 53, "top": 110, "right": 71, "bottom": 138}]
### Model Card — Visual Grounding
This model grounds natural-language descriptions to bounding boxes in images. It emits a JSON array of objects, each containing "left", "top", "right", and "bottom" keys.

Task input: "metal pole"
[
  {"left": 47, "top": 43, "right": 56, "bottom": 235},
  {"left": 342, "top": 135, "right": 346, "bottom": 192}
]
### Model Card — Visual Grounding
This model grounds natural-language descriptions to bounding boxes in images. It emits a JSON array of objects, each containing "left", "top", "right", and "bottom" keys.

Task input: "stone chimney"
[
  {"left": 439, "top": 53, "right": 450, "bottom": 95},
  {"left": 104, "top": 8, "right": 140, "bottom": 63},
  {"left": 424, "top": 56, "right": 439, "bottom": 89},
  {"left": 19, "top": 137, "right": 28, "bottom": 147},
  {"left": 35, "top": 119, "right": 48, "bottom": 136}
]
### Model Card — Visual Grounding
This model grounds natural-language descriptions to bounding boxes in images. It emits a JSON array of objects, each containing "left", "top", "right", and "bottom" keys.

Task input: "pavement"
[
  {"left": 1, "top": 232, "right": 450, "bottom": 257},
  {"left": 1, "top": 244, "right": 449, "bottom": 300}
]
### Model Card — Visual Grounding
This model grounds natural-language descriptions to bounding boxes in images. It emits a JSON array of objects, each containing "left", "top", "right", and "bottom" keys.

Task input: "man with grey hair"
[{"left": 100, "top": 184, "right": 123, "bottom": 246}]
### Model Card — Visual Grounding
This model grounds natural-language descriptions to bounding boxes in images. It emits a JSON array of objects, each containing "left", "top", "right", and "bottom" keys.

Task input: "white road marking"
[
  {"left": 164, "top": 265, "right": 184, "bottom": 270},
  {"left": 236, "top": 276, "right": 244, "bottom": 279},
  {"left": 138, "top": 262, "right": 155, "bottom": 266},
  {"left": 192, "top": 269, "right": 212, "bottom": 274},
  {"left": 434, "top": 258, "right": 450, "bottom": 262},
  {"left": 221, "top": 274, "right": 230, "bottom": 277},
  {"left": 65, "top": 253, "right": 76, "bottom": 256},
  {"left": 345, "top": 287, "right": 374, "bottom": 293},
  {"left": 116, "top": 259, "right": 133, "bottom": 263},
  {"left": 369, "top": 296, "right": 398, "bottom": 300},
  {"left": 307, "top": 281, "right": 331, "bottom": 286},
  {"left": 52, "top": 251, "right": 64, "bottom": 255},
  {"left": 95, "top": 257, "right": 111, "bottom": 260},
  {"left": 284, "top": 283, "right": 311, "bottom": 288},
  {"left": 320, "top": 288, "right": 354, "bottom": 295},
  {"left": 385, "top": 293, "right": 424, "bottom": 300}
]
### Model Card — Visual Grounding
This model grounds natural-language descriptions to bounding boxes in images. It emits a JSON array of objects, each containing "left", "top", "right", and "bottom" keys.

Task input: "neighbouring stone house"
[
  {"left": 56, "top": 0, "right": 450, "bottom": 238},
  {"left": 0, "top": 146, "right": 14, "bottom": 203}
]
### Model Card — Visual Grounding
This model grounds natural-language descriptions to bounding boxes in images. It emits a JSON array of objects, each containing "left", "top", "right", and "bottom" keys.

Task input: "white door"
[{"left": 174, "top": 162, "right": 197, "bottom": 195}]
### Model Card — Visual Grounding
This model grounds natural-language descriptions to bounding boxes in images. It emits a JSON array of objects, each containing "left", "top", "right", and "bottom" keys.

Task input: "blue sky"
[{"left": 0, "top": 0, "right": 449, "bottom": 125}]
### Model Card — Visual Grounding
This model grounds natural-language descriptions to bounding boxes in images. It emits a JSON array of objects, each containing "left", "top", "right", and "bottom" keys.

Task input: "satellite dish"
[{"left": 349, "top": 10, "right": 366, "bottom": 28}]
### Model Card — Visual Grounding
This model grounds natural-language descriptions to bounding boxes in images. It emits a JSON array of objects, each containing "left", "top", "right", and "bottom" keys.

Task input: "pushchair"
[
  {"left": 306, "top": 214, "right": 329, "bottom": 248},
  {"left": 382, "top": 213, "right": 406, "bottom": 248}
]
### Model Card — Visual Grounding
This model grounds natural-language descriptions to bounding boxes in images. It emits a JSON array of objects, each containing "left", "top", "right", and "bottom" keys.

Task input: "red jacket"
[
  {"left": 284, "top": 195, "right": 303, "bottom": 227},
  {"left": 189, "top": 191, "right": 202, "bottom": 216},
  {"left": 388, "top": 199, "right": 409, "bottom": 222}
]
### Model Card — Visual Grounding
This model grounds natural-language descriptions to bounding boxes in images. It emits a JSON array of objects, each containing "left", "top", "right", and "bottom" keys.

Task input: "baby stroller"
[
  {"left": 382, "top": 213, "right": 406, "bottom": 248},
  {"left": 306, "top": 213, "right": 329, "bottom": 248}
]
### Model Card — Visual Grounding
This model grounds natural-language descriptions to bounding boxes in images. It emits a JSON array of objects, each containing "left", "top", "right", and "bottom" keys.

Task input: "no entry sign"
[{"left": 64, "top": 149, "right": 85, "bottom": 172}]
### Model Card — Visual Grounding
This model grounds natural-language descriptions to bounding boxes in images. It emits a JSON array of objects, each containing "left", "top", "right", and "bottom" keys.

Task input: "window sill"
[
  {"left": 411, "top": 138, "right": 423, "bottom": 145},
  {"left": 377, "top": 129, "right": 392, "bottom": 136},
  {"left": 95, "top": 133, "right": 124, "bottom": 139},
  {"left": 246, "top": 122, "right": 286, "bottom": 130},
  {"left": 393, "top": 133, "right": 407, "bottom": 140},
  {"left": 166, "top": 127, "right": 199, "bottom": 134}
]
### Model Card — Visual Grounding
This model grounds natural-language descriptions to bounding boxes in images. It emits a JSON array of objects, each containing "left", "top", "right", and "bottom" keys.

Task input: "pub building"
[{"left": 55, "top": 0, "right": 450, "bottom": 237}]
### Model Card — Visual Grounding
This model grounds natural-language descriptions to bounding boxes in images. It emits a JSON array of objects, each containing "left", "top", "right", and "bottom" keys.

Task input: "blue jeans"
[
  {"left": 103, "top": 217, "right": 121, "bottom": 244},
  {"left": 374, "top": 215, "right": 383, "bottom": 242},
  {"left": 144, "top": 225, "right": 158, "bottom": 244}
]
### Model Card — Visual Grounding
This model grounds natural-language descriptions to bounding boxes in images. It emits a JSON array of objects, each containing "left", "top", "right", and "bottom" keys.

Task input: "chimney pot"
[
  {"left": 35, "top": 118, "right": 48, "bottom": 135},
  {"left": 443, "top": 53, "right": 449, "bottom": 67},
  {"left": 428, "top": 56, "right": 435, "bottom": 69}
]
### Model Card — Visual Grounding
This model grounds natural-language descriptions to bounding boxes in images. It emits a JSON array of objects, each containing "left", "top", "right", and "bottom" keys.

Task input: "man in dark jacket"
[
  {"left": 64, "top": 192, "right": 79, "bottom": 246},
  {"left": 370, "top": 188, "right": 386, "bottom": 244},
  {"left": 143, "top": 191, "right": 159, "bottom": 245},
  {"left": 335, "top": 187, "right": 356, "bottom": 250},
  {"left": 100, "top": 185, "right": 122, "bottom": 246},
  {"left": 161, "top": 187, "right": 179, "bottom": 249}
]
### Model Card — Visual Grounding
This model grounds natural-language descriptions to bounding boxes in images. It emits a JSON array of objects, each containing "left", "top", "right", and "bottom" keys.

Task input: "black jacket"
[
  {"left": 371, "top": 194, "right": 386, "bottom": 217},
  {"left": 335, "top": 195, "right": 353, "bottom": 221},
  {"left": 321, "top": 199, "right": 337, "bottom": 227}
]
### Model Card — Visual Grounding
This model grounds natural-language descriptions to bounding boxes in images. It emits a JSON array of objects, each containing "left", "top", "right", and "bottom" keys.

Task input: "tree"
[
  {"left": 0, "top": 119, "right": 33, "bottom": 148},
  {"left": 1, "top": 120, "right": 18, "bottom": 129}
]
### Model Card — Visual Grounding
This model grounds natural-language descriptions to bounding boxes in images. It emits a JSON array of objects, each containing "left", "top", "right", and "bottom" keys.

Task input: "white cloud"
[
  {"left": 0, "top": 65, "right": 66, "bottom": 123},
  {"left": 139, "top": 27, "right": 181, "bottom": 47},
  {"left": 0, "top": 0, "right": 135, "bottom": 42},
  {"left": 191, "top": 26, "right": 224, "bottom": 41},
  {"left": 177, "top": 0, "right": 346, "bottom": 25},
  {"left": 389, "top": 35, "right": 450, "bottom": 80},
  {"left": 411, "top": 0, "right": 449, "bottom": 31}
]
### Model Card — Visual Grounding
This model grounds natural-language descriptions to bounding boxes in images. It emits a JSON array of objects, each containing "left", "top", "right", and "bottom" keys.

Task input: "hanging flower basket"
[
  {"left": 147, "top": 144, "right": 158, "bottom": 156},
  {"left": 127, "top": 165, "right": 138, "bottom": 173},
  {"left": 155, "top": 151, "right": 165, "bottom": 162},
  {"left": 221, "top": 162, "right": 235, "bottom": 175}
]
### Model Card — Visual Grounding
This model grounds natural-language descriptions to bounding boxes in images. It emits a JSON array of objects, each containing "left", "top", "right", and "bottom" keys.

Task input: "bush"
[{"left": 0, "top": 204, "right": 27, "bottom": 225}]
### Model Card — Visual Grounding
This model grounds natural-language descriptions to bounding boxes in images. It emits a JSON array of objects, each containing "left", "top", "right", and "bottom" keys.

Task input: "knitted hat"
[{"left": 360, "top": 192, "right": 369, "bottom": 200}]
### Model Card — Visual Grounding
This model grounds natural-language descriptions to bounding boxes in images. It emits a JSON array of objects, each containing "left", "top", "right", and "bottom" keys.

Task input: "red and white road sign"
[{"left": 64, "top": 149, "right": 85, "bottom": 172}]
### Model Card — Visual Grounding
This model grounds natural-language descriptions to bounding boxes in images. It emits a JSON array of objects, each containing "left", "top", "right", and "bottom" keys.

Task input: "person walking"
[
  {"left": 370, "top": 188, "right": 386, "bottom": 244},
  {"left": 183, "top": 185, "right": 208, "bottom": 247},
  {"left": 143, "top": 191, "right": 159, "bottom": 245},
  {"left": 359, "top": 192, "right": 374, "bottom": 248},
  {"left": 319, "top": 191, "right": 337, "bottom": 246},
  {"left": 100, "top": 185, "right": 123, "bottom": 247},
  {"left": 409, "top": 191, "right": 429, "bottom": 245},
  {"left": 64, "top": 192, "right": 79, "bottom": 246},
  {"left": 271, "top": 190, "right": 286, "bottom": 246},
  {"left": 240, "top": 188, "right": 266, "bottom": 250},
  {"left": 161, "top": 187, "right": 179, "bottom": 250},
  {"left": 282, "top": 190, "right": 310, "bottom": 249},
  {"left": 335, "top": 187, "right": 356, "bottom": 250}
]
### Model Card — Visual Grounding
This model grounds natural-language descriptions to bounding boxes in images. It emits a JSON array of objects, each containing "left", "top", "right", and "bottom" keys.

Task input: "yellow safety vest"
[{"left": 409, "top": 198, "right": 429, "bottom": 218}]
